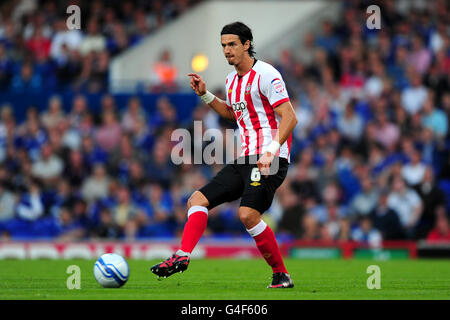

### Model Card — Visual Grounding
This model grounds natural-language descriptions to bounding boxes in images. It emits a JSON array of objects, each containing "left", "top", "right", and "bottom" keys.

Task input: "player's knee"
[
  {"left": 187, "top": 191, "right": 209, "bottom": 210},
  {"left": 238, "top": 208, "right": 260, "bottom": 229}
]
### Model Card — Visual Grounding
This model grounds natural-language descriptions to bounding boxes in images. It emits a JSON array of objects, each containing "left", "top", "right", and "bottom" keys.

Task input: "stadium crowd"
[
  {"left": 0, "top": 0, "right": 197, "bottom": 93},
  {"left": 0, "top": 0, "right": 450, "bottom": 245}
]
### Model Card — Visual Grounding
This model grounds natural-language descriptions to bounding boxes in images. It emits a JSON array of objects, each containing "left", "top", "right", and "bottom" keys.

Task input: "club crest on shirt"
[
  {"left": 271, "top": 78, "right": 285, "bottom": 94},
  {"left": 245, "top": 83, "right": 252, "bottom": 95}
]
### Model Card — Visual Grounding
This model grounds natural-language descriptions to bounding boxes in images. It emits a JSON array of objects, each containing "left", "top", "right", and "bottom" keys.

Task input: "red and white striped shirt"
[{"left": 225, "top": 60, "right": 292, "bottom": 162}]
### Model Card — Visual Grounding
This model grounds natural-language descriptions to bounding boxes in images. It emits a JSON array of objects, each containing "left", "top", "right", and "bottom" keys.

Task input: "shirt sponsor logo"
[{"left": 232, "top": 101, "right": 247, "bottom": 121}]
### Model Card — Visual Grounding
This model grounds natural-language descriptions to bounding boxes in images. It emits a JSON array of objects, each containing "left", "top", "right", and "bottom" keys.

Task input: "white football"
[{"left": 94, "top": 253, "right": 130, "bottom": 288}]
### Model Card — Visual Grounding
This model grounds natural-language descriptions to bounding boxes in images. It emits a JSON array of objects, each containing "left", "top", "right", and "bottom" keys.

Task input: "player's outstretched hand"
[{"left": 188, "top": 73, "right": 207, "bottom": 96}]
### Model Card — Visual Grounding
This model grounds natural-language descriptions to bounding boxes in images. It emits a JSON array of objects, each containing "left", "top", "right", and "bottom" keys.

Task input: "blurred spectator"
[
  {"left": 149, "top": 96, "right": 179, "bottom": 132},
  {"left": 295, "top": 32, "right": 316, "bottom": 65},
  {"left": 426, "top": 208, "right": 450, "bottom": 243},
  {"left": 81, "top": 163, "right": 110, "bottom": 204},
  {"left": 132, "top": 117, "right": 154, "bottom": 152},
  {"left": 126, "top": 160, "right": 147, "bottom": 193},
  {"left": 16, "top": 179, "right": 44, "bottom": 221},
  {"left": 139, "top": 183, "right": 174, "bottom": 237},
  {"left": 421, "top": 96, "right": 448, "bottom": 139},
  {"left": 100, "top": 93, "right": 117, "bottom": 114},
  {"left": 25, "top": 27, "right": 51, "bottom": 60},
  {"left": 50, "top": 18, "right": 83, "bottom": 65},
  {"left": 79, "top": 18, "right": 106, "bottom": 56},
  {"left": 429, "top": 22, "right": 447, "bottom": 54},
  {"left": 91, "top": 207, "right": 121, "bottom": 239},
  {"left": 315, "top": 20, "right": 339, "bottom": 55},
  {"left": 10, "top": 62, "right": 42, "bottom": 93},
  {"left": 415, "top": 167, "right": 446, "bottom": 238},
  {"left": 60, "top": 119, "right": 82, "bottom": 151},
  {"left": 309, "top": 182, "right": 347, "bottom": 224},
  {"left": 81, "top": 135, "right": 107, "bottom": 168},
  {"left": 68, "top": 94, "right": 88, "bottom": 129},
  {"left": 31, "top": 143, "right": 64, "bottom": 184},
  {"left": 151, "top": 49, "right": 178, "bottom": 91},
  {"left": 95, "top": 110, "right": 122, "bottom": 152},
  {"left": 41, "top": 95, "right": 65, "bottom": 130},
  {"left": 336, "top": 99, "right": 364, "bottom": 143},
  {"left": 364, "top": 57, "right": 386, "bottom": 100},
  {"left": 370, "top": 190, "right": 404, "bottom": 240},
  {"left": 0, "top": 182, "right": 16, "bottom": 222},
  {"left": 387, "top": 176, "right": 423, "bottom": 238},
  {"left": 0, "top": 43, "right": 14, "bottom": 90},
  {"left": 349, "top": 176, "right": 379, "bottom": 217},
  {"left": 351, "top": 216, "right": 382, "bottom": 248},
  {"left": 146, "top": 137, "right": 176, "bottom": 189},
  {"left": 108, "top": 133, "right": 147, "bottom": 180},
  {"left": 277, "top": 187, "right": 304, "bottom": 238},
  {"left": 401, "top": 148, "right": 426, "bottom": 187},
  {"left": 289, "top": 164, "right": 320, "bottom": 204},
  {"left": 373, "top": 111, "right": 400, "bottom": 151},
  {"left": 300, "top": 213, "right": 320, "bottom": 240},
  {"left": 121, "top": 96, "right": 147, "bottom": 133},
  {"left": 63, "top": 149, "right": 87, "bottom": 188},
  {"left": 320, "top": 213, "right": 350, "bottom": 242},
  {"left": 401, "top": 72, "right": 428, "bottom": 115},
  {"left": 110, "top": 184, "right": 146, "bottom": 239},
  {"left": 49, "top": 178, "right": 73, "bottom": 217},
  {"left": 387, "top": 45, "right": 410, "bottom": 90},
  {"left": 55, "top": 206, "right": 84, "bottom": 241},
  {"left": 407, "top": 34, "right": 432, "bottom": 75}
]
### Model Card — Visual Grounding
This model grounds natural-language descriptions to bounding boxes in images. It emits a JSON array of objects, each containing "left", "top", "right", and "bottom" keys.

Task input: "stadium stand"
[{"left": 0, "top": 0, "right": 449, "bottom": 247}]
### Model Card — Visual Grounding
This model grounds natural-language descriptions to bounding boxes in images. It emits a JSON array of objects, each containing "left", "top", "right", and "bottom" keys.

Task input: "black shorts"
[{"left": 199, "top": 155, "right": 289, "bottom": 214}]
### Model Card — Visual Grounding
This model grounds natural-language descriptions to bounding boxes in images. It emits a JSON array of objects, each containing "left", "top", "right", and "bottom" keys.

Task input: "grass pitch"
[{"left": 0, "top": 258, "right": 449, "bottom": 300}]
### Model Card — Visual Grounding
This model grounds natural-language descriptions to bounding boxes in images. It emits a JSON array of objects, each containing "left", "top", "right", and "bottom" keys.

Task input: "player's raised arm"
[{"left": 188, "top": 73, "right": 235, "bottom": 121}]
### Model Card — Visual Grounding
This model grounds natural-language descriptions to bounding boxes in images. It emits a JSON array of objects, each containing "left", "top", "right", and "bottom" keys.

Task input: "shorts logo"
[
  {"left": 232, "top": 101, "right": 247, "bottom": 122},
  {"left": 250, "top": 168, "right": 261, "bottom": 186},
  {"left": 271, "top": 78, "right": 285, "bottom": 94}
]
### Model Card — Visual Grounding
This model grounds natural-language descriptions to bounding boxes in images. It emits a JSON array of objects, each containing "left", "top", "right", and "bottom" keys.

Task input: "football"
[{"left": 93, "top": 253, "right": 130, "bottom": 288}]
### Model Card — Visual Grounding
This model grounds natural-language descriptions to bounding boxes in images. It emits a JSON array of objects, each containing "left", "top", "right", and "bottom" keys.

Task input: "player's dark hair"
[{"left": 221, "top": 22, "right": 255, "bottom": 57}]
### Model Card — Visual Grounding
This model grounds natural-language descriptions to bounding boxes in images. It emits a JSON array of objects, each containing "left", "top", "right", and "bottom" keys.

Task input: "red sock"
[
  {"left": 180, "top": 206, "right": 208, "bottom": 254},
  {"left": 247, "top": 220, "right": 288, "bottom": 274}
]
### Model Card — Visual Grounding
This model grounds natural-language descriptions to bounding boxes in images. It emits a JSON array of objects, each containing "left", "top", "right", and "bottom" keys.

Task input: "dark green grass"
[{"left": 0, "top": 258, "right": 449, "bottom": 300}]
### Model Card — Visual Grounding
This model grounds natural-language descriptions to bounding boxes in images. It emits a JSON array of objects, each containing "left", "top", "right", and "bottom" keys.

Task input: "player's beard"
[{"left": 226, "top": 55, "right": 237, "bottom": 66}]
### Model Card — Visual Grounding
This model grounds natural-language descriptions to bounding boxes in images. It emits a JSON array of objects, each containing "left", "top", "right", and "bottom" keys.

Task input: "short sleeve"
[{"left": 259, "top": 70, "right": 290, "bottom": 108}]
